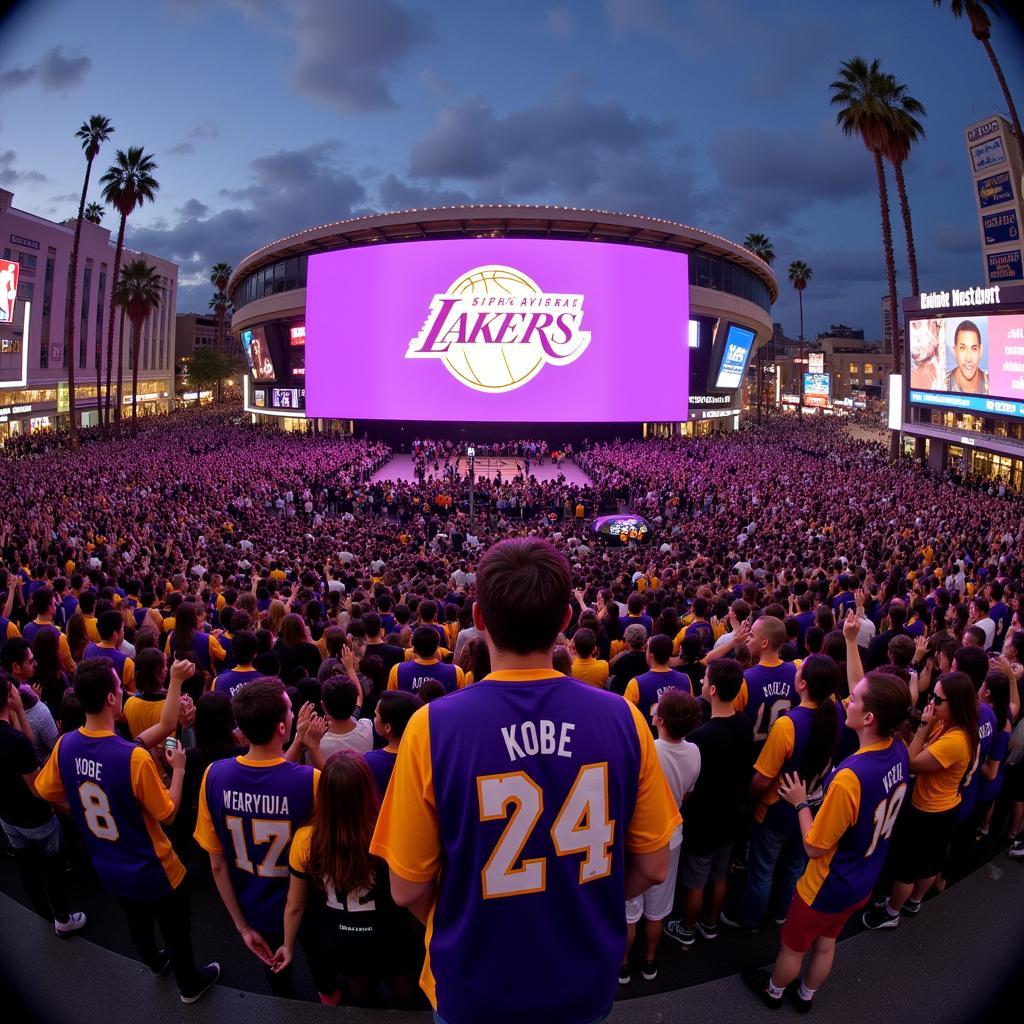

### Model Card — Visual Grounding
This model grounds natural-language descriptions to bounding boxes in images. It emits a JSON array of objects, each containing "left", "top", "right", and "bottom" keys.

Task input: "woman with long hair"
[
  {"left": 167, "top": 602, "right": 225, "bottom": 692},
  {"left": 273, "top": 753, "right": 421, "bottom": 1007},
  {"left": 865, "top": 671, "right": 977, "bottom": 929},
  {"left": 65, "top": 612, "right": 90, "bottom": 664},
  {"left": 727, "top": 654, "right": 843, "bottom": 930},
  {"left": 30, "top": 626, "right": 70, "bottom": 720},
  {"left": 263, "top": 599, "right": 287, "bottom": 639},
  {"left": 746, "top": 672, "right": 911, "bottom": 1011},
  {"left": 275, "top": 613, "right": 322, "bottom": 685},
  {"left": 976, "top": 669, "right": 1012, "bottom": 838}
]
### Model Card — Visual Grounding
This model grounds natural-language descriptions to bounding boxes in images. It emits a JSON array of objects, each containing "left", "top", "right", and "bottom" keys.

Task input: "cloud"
[
  {"left": 409, "top": 95, "right": 677, "bottom": 203},
  {"left": 189, "top": 121, "right": 219, "bottom": 140},
  {"left": 377, "top": 173, "right": 472, "bottom": 211},
  {"left": 231, "top": 0, "right": 429, "bottom": 111},
  {"left": 126, "top": 141, "right": 366, "bottom": 312},
  {"left": 0, "top": 150, "right": 47, "bottom": 186},
  {"left": 168, "top": 142, "right": 194, "bottom": 157},
  {"left": 0, "top": 45, "right": 91, "bottom": 91}
]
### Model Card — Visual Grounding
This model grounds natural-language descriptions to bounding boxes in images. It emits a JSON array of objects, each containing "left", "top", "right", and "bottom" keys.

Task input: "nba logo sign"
[
  {"left": 0, "top": 261, "right": 19, "bottom": 323},
  {"left": 407, "top": 265, "right": 590, "bottom": 393}
]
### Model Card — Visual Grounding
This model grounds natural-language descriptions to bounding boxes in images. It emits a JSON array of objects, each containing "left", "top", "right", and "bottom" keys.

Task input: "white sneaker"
[{"left": 54, "top": 911, "right": 87, "bottom": 936}]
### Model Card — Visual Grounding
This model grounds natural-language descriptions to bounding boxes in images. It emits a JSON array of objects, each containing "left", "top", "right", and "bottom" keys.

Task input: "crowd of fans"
[{"left": 1, "top": 411, "right": 1023, "bottom": 1021}]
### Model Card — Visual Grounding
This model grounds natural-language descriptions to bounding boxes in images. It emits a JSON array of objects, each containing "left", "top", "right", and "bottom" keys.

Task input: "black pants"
[
  {"left": 12, "top": 847, "right": 69, "bottom": 923},
  {"left": 259, "top": 931, "right": 296, "bottom": 999},
  {"left": 116, "top": 879, "right": 206, "bottom": 996}
]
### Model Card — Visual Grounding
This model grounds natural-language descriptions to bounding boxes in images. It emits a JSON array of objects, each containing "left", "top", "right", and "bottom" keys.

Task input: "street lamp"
[{"left": 467, "top": 446, "right": 476, "bottom": 528}]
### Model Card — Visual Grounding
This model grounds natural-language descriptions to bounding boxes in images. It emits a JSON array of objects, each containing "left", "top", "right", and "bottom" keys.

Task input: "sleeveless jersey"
[
  {"left": 958, "top": 702, "right": 997, "bottom": 822},
  {"left": 631, "top": 668, "right": 691, "bottom": 721},
  {"left": 797, "top": 738, "right": 910, "bottom": 913},
  {"left": 195, "top": 757, "right": 317, "bottom": 933},
  {"left": 758, "top": 702, "right": 847, "bottom": 832},
  {"left": 212, "top": 667, "right": 263, "bottom": 699},
  {"left": 380, "top": 673, "right": 670, "bottom": 1024},
  {"left": 83, "top": 642, "right": 131, "bottom": 683},
  {"left": 53, "top": 729, "right": 184, "bottom": 900},
  {"left": 741, "top": 660, "right": 798, "bottom": 747},
  {"left": 396, "top": 659, "right": 458, "bottom": 695}
]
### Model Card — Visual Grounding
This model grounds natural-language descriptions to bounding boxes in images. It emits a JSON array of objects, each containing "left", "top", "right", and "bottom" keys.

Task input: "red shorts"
[{"left": 779, "top": 893, "right": 868, "bottom": 954}]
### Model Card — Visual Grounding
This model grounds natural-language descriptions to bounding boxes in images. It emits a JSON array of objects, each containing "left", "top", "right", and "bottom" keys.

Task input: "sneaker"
[
  {"left": 54, "top": 912, "right": 87, "bottom": 937},
  {"left": 663, "top": 919, "right": 695, "bottom": 947},
  {"left": 618, "top": 962, "right": 632, "bottom": 985},
  {"left": 730, "top": 852, "right": 749, "bottom": 872},
  {"left": 180, "top": 963, "right": 220, "bottom": 1004},
  {"left": 789, "top": 984, "right": 813, "bottom": 1014},
  {"left": 149, "top": 949, "right": 171, "bottom": 976},
  {"left": 901, "top": 898, "right": 922, "bottom": 916},
  {"left": 696, "top": 920, "right": 719, "bottom": 940},
  {"left": 719, "top": 909, "right": 756, "bottom": 931},
  {"left": 1009, "top": 840, "right": 1024, "bottom": 861},
  {"left": 975, "top": 825, "right": 989, "bottom": 840},
  {"left": 861, "top": 905, "right": 900, "bottom": 930},
  {"left": 772, "top": 915, "right": 787, "bottom": 926},
  {"left": 641, "top": 958, "right": 658, "bottom": 981},
  {"left": 741, "top": 967, "right": 782, "bottom": 1010}
]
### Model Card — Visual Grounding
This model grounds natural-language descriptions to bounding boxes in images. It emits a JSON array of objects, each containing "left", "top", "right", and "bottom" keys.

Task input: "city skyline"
[{"left": 1, "top": 0, "right": 1021, "bottom": 337}]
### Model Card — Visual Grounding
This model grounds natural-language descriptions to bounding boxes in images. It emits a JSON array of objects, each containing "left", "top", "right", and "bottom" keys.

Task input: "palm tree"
[
  {"left": 934, "top": 1, "right": 1023, "bottom": 165},
  {"left": 99, "top": 147, "right": 159, "bottom": 435},
  {"left": 831, "top": 58, "right": 901, "bottom": 379},
  {"left": 116, "top": 259, "right": 163, "bottom": 437},
  {"left": 883, "top": 75, "right": 926, "bottom": 296},
  {"left": 788, "top": 261, "right": 812, "bottom": 416},
  {"left": 209, "top": 262, "right": 232, "bottom": 359},
  {"left": 65, "top": 115, "right": 114, "bottom": 447},
  {"left": 111, "top": 269, "right": 131, "bottom": 436},
  {"left": 84, "top": 201, "right": 105, "bottom": 224},
  {"left": 742, "top": 233, "right": 775, "bottom": 266},
  {"left": 208, "top": 291, "right": 232, "bottom": 402},
  {"left": 743, "top": 234, "right": 775, "bottom": 422}
]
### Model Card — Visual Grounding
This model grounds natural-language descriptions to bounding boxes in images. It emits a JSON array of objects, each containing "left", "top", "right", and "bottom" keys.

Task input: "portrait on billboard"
[
  {"left": 945, "top": 318, "right": 988, "bottom": 395},
  {"left": 0, "top": 260, "right": 20, "bottom": 323},
  {"left": 908, "top": 318, "right": 944, "bottom": 391}
]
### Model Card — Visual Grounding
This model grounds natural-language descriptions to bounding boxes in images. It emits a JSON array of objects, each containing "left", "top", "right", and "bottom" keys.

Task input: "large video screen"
[
  {"left": 240, "top": 326, "right": 276, "bottom": 382},
  {"left": 803, "top": 372, "right": 830, "bottom": 408},
  {"left": 908, "top": 311, "right": 1024, "bottom": 417},
  {"left": 305, "top": 239, "right": 689, "bottom": 422},
  {"left": 714, "top": 324, "right": 756, "bottom": 389}
]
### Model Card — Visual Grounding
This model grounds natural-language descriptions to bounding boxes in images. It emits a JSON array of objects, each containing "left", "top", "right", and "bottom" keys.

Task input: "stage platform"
[{"left": 371, "top": 454, "right": 593, "bottom": 487}]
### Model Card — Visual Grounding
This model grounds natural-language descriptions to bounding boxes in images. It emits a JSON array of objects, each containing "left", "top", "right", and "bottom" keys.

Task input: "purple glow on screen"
[{"left": 305, "top": 239, "right": 689, "bottom": 422}]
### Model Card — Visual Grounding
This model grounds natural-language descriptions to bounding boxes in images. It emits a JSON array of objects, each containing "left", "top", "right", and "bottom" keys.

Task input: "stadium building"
[{"left": 227, "top": 206, "right": 777, "bottom": 440}]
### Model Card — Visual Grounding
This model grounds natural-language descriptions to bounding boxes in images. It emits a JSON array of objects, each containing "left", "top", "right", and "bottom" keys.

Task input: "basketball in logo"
[
  {"left": 441, "top": 266, "right": 545, "bottom": 393},
  {"left": 407, "top": 264, "right": 590, "bottom": 394}
]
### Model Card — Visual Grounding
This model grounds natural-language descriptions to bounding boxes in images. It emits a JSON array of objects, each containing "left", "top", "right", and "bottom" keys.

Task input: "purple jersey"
[
  {"left": 55, "top": 730, "right": 181, "bottom": 900},
  {"left": 363, "top": 748, "right": 397, "bottom": 799},
  {"left": 395, "top": 659, "right": 458, "bottom": 694},
  {"left": 425, "top": 676, "right": 644, "bottom": 1024},
  {"left": 83, "top": 642, "right": 131, "bottom": 682},
  {"left": 959, "top": 703, "right": 997, "bottom": 822},
  {"left": 977, "top": 722, "right": 1009, "bottom": 805},
  {"left": 212, "top": 667, "right": 263, "bottom": 699},
  {"left": 742, "top": 660, "right": 799, "bottom": 747},
  {"left": 196, "top": 756, "right": 317, "bottom": 933},
  {"left": 633, "top": 668, "right": 691, "bottom": 721},
  {"left": 801, "top": 738, "right": 910, "bottom": 913}
]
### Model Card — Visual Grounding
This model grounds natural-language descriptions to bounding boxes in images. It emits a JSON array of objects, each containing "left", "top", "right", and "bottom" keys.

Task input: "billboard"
[
  {"left": 809, "top": 352, "right": 824, "bottom": 374},
  {"left": 907, "top": 310, "right": 1024, "bottom": 416},
  {"left": 983, "top": 210, "right": 1020, "bottom": 247},
  {"left": 713, "top": 324, "right": 756, "bottom": 389},
  {"left": 976, "top": 171, "right": 1014, "bottom": 210},
  {"left": 0, "top": 260, "right": 20, "bottom": 323},
  {"left": 987, "top": 250, "right": 1023, "bottom": 283},
  {"left": 240, "top": 326, "right": 276, "bottom": 381},
  {"left": 970, "top": 138, "right": 1007, "bottom": 173},
  {"left": 802, "top": 372, "right": 830, "bottom": 408},
  {"left": 305, "top": 239, "right": 689, "bottom": 422},
  {"left": 271, "top": 387, "right": 303, "bottom": 409}
]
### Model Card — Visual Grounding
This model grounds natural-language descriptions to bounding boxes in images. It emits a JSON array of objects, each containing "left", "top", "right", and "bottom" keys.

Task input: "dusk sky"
[{"left": 1, "top": 0, "right": 1022, "bottom": 338}]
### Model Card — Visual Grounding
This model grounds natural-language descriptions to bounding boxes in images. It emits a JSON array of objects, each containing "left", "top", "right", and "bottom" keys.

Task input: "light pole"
[{"left": 467, "top": 445, "right": 475, "bottom": 528}]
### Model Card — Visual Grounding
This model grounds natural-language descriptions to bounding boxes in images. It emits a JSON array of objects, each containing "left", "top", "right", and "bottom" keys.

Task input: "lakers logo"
[{"left": 407, "top": 265, "right": 590, "bottom": 393}]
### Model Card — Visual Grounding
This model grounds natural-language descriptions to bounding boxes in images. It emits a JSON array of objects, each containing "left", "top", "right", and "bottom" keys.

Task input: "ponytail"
[
  {"left": 800, "top": 654, "right": 840, "bottom": 787},
  {"left": 861, "top": 671, "right": 913, "bottom": 736}
]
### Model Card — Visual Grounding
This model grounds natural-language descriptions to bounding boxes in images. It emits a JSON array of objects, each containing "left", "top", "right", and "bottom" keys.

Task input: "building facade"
[
  {"left": 0, "top": 188, "right": 176, "bottom": 436},
  {"left": 227, "top": 205, "right": 777, "bottom": 436}
]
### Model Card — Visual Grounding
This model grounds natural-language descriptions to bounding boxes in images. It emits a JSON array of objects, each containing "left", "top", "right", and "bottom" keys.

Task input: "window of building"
[
  {"left": 79, "top": 262, "right": 92, "bottom": 369},
  {"left": 864, "top": 362, "right": 874, "bottom": 375}
]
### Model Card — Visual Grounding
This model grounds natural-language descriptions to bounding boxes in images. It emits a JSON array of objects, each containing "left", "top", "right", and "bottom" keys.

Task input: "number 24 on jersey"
[{"left": 477, "top": 762, "right": 614, "bottom": 899}]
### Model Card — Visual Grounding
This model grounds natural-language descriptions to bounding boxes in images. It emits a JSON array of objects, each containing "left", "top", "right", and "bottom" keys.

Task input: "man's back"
[{"left": 372, "top": 671, "right": 676, "bottom": 1024}]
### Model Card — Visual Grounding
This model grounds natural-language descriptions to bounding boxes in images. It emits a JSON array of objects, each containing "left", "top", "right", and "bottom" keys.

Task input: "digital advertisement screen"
[
  {"left": 271, "top": 387, "right": 302, "bottom": 409},
  {"left": 0, "top": 260, "right": 20, "bottom": 324},
  {"left": 714, "top": 324, "right": 756, "bottom": 389},
  {"left": 803, "top": 372, "right": 831, "bottom": 408},
  {"left": 240, "top": 326, "right": 276, "bottom": 382},
  {"left": 290, "top": 325, "right": 306, "bottom": 346},
  {"left": 305, "top": 239, "right": 689, "bottom": 422}
]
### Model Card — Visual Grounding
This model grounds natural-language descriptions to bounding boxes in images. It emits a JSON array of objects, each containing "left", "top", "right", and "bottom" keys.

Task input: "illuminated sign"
[
  {"left": 0, "top": 261, "right": 20, "bottom": 324},
  {"left": 407, "top": 265, "right": 590, "bottom": 394},
  {"left": 290, "top": 325, "right": 306, "bottom": 346},
  {"left": 888, "top": 374, "right": 902, "bottom": 430},
  {"left": 987, "top": 250, "right": 1023, "bottom": 283},
  {"left": 977, "top": 171, "right": 1014, "bottom": 209},
  {"left": 803, "top": 372, "right": 830, "bottom": 408},
  {"left": 919, "top": 286, "right": 1001, "bottom": 310},
  {"left": 971, "top": 138, "right": 1007, "bottom": 173},
  {"left": 967, "top": 119, "right": 1001, "bottom": 144},
  {"left": 688, "top": 320, "right": 700, "bottom": 349},
  {"left": 714, "top": 324, "right": 756, "bottom": 389},
  {"left": 984, "top": 210, "right": 1020, "bottom": 247},
  {"left": 809, "top": 352, "right": 824, "bottom": 374},
  {"left": 689, "top": 393, "right": 734, "bottom": 406}
]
